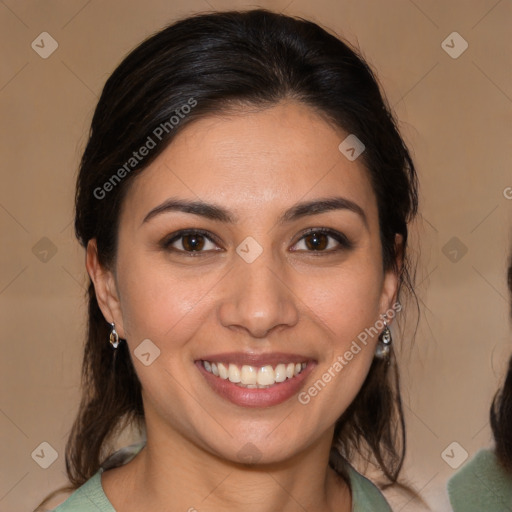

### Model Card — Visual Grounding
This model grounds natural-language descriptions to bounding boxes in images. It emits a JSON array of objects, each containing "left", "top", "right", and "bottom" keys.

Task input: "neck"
[{"left": 104, "top": 424, "right": 351, "bottom": 512}]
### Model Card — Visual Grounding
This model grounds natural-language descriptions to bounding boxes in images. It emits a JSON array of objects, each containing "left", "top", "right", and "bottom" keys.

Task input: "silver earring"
[
  {"left": 375, "top": 319, "right": 392, "bottom": 359},
  {"left": 109, "top": 322, "right": 120, "bottom": 349}
]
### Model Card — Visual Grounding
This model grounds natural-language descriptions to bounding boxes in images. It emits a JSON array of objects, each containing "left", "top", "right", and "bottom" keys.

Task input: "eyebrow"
[{"left": 142, "top": 196, "right": 368, "bottom": 228}]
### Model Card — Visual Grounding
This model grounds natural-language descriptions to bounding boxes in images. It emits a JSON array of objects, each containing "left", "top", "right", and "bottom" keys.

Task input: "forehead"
[{"left": 121, "top": 100, "right": 378, "bottom": 226}]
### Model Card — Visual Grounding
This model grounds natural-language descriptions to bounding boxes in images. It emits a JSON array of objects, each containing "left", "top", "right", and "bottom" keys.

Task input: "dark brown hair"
[
  {"left": 36, "top": 8, "right": 419, "bottom": 509},
  {"left": 490, "top": 258, "right": 512, "bottom": 471}
]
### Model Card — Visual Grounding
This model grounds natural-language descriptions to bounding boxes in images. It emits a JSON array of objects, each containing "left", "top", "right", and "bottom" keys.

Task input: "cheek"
[
  {"left": 115, "top": 252, "right": 224, "bottom": 345},
  {"left": 298, "top": 259, "right": 384, "bottom": 341},
  {"left": 296, "top": 269, "right": 382, "bottom": 425}
]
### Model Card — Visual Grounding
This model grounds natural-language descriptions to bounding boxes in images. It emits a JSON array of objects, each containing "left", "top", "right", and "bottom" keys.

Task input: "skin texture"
[{"left": 87, "top": 100, "right": 400, "bottom": 512}]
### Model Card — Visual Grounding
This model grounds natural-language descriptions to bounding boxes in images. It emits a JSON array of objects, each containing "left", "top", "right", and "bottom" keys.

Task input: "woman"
[
  {"left": 448, "top": 260, "right": 512, "bottom": 510},
  {"left": 36, "top": 9, "right": 419, "bottom": 511}
]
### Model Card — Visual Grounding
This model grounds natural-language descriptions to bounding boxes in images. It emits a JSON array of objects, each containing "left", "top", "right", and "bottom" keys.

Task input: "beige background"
[{"left": 1, "top": 1, "right": 511, "bottom": 511}]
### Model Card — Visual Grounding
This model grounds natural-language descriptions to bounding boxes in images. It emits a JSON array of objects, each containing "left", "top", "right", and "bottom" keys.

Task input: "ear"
[
  {"left": 379, "top": 233, "right": 403, "bottom": 325},
  {"left": 86, "top": 239, "right": 126, "bottom": 339}
]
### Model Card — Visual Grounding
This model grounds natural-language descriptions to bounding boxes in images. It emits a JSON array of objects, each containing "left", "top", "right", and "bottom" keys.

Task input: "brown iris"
[
  {"left": 304, "top": 232, "right": 328, "bottom": 251},
  {"left": 182, "top": 234, "right": 206, "bottom": 251}
]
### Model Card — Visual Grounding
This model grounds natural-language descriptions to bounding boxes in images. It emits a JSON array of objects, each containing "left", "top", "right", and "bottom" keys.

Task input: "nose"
[{"left": 218, "top": 253, "right": 299, "bottom": 339}]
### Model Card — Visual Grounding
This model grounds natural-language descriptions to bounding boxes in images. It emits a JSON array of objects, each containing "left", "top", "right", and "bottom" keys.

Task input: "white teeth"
[
  {"left": 274, "top": 363, "right": 287, "bottom": 383},
  {"left": 257, "top": 365, "right": 275, "bottom": 386},
  {"left": 228, "top": 363, "right": 241, "bottom": 383},
  {"left": 217, "top": 362, "right": 229, "bottom": 380},
  {"left": 202, "top": 360, "right": 307, "bottom": 387},
  {"left": 240, "top": 365, "right": 257, "bottom": 385}
]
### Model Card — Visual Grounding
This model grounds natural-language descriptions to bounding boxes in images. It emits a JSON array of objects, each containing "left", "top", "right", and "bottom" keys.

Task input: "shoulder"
[
  {"left": 447, "top": 448, "right": 512, "bottom": 512},
  {"left": 34, "top": 489, "right": 74, "bottom": 511},
  {"left": 49, "top": 441, "right": 146, "bottom": 512},
  {"left": 49, "top": 471, "right": 114, "bottom": 512},
  {"left": 346, "top": 465, "right": 393, "bottom": 512},
  {"left": 329, "top": 448, "right": 392, "bottom": 511}
]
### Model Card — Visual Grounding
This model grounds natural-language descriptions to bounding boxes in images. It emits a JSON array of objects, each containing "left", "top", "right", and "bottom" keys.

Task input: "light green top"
[
  {"left": 52, "top": 442, "right": 392, "bottom": 511},
  {"left": 447, "top": 449, "right": 512, "bottom": 511}
]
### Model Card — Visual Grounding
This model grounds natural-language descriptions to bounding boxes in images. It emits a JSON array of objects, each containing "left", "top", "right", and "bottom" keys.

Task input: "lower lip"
[{"left": 196, "top": 361, "right": 315, "bottom": 408}]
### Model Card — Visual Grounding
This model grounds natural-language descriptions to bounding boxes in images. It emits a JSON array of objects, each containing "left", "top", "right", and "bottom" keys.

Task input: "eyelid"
[
  {"left": 161, "top": 228, "right": 223, "bottom": 252},
  {"left": 290, "top": 227, "right": 353, "bottom": 251},
  {"left": 160, "top": 227, "right": 352, "bottom": 254}
]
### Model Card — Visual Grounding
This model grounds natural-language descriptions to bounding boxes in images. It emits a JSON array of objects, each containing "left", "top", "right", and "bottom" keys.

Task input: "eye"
[
  {"left": 162, "top": 229, "right": 221, "bottom": 254},
  {"left": 291, "top": 228, "right": 352, "bottom": 252}
]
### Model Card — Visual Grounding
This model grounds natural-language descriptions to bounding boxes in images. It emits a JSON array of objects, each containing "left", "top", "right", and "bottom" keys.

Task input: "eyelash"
[
  {"left": 292, "top": 227, "right": 353, "bottom": 253},
  {"left": 161, "top": 227, "right": 353, "bottom": 255}
]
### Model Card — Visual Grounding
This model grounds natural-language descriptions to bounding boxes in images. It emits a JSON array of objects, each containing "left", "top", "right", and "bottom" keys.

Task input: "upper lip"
[{"left": 197, "top": 352, "right": 314, "bottom": 367}]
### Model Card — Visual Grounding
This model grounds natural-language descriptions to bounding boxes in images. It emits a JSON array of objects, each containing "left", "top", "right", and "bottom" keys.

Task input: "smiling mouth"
[{"left": 201, "top": 360, "right": 308, "bottom": 388}]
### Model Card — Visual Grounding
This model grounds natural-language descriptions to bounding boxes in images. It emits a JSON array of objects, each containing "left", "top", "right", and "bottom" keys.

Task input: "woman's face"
[{"left": 90, "top": 100, "right": 399, "bottom": 464}]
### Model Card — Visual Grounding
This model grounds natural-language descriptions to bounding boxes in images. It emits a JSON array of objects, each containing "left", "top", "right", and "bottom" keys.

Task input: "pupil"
[
  {"left": 306, "top": 232, "right": 327, "bottom": 250},
  {"left": 183, "top": 234, "right": 205, "bottom": 251}
]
